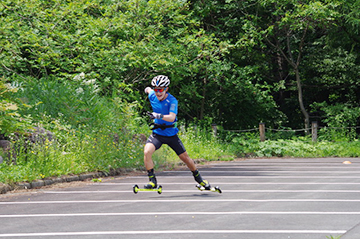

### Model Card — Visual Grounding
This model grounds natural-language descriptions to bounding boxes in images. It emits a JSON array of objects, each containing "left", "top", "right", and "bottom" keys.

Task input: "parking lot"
[{"left": 1, "top": 157, "right": 359, "bottom": 238}]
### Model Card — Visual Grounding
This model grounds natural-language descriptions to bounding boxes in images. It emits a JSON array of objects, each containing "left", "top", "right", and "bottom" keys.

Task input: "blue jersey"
[{"left": 148, "top": 90, "right": 179, "bottom": 136}]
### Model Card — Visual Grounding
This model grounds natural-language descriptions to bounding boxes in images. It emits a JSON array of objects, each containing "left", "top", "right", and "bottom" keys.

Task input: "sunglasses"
[{"left": 153, "top": 87, "right": 167, "bottom": 93}]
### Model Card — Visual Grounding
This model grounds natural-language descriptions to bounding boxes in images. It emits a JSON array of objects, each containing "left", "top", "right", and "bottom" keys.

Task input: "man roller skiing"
[{"left": 143, "top": 75, "right": 211, "bottom": 190}]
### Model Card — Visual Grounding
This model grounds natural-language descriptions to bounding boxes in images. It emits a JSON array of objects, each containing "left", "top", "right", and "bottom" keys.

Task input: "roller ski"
[
  {"left": 193, "top": 170, "right": 222, "bottom": 193},
  {"left": 196, "top": 180, "right": 222, "bottom": 193},
  {"left": 133, "top": 184, "right": 162, "bottom": 194},
  {"left": 133, "top": 170, "right": 162, "bottom": 194}
]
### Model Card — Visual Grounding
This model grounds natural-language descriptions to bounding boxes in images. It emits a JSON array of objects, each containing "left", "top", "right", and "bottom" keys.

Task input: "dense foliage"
[
  {"left": 1, "top": 0, "right": 359, "bottom": 132},
  {"left": 0, "top": 0, "right": 359, "bottom": 184}
]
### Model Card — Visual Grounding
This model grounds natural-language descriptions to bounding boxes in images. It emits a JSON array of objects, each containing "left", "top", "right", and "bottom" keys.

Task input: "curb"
[
  {"left": 0, "top": 168, "right": 134, "bottom": 194},
  {"left": 341, "top": 222, "right": 360, "bottom": 238}
]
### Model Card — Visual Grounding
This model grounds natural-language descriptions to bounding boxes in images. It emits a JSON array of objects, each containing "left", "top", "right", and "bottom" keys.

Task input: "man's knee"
[
  {"left": 179, "top": 152, "right": 191, "bottom": 162},
  {"left": 144, "top": 143, "right": 156, "bottom": 156}
]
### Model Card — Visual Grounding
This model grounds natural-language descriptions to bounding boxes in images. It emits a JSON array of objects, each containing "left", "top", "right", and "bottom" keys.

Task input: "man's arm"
[
  {"left": 162, "top": 112, "right": 176, "bottom": 122},
  {"left": 148, "top": 112, "right": 176, "bottom": 122}
]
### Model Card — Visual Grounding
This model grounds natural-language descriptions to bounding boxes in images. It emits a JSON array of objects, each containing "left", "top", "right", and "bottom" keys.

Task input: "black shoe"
[
  {"left": 193, "top": 170, "right": 210, "bottom": 189},
  {"left": 144, "top": 174, "right": 157, "bottom": 189},
  {"left": 144, "top": 181, "right": 157, "bottom": 189},
  {"left": 199, "top": 180, "right": 211, "bottom": 190}
]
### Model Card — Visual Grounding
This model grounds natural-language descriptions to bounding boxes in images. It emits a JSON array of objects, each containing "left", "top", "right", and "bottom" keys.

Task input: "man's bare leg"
[
  {"left": 179, "top": 151, "right": 209, "bottom": 187},
  {"left": 143, "top": 143, "right": 157, "bottom": 188}
]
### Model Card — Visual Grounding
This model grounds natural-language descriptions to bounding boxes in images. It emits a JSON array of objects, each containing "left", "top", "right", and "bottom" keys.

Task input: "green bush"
[
  {"left": 0, "top": 77, "right": 32, "bottom": 136},
  {"left": 229, "top": 134, "right": 360, "bottom": 158},
  {"left": 0, "top": 75, "right": 147, "bottom": 184},
  {"left": 312, "top": 102, "right": 360, "bottom": 141}
]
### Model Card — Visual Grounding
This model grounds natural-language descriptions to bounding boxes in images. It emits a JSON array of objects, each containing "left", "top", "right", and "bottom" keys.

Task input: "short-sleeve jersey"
[{"left": 148, "top": 90, "right": 179, "bottom": 136}]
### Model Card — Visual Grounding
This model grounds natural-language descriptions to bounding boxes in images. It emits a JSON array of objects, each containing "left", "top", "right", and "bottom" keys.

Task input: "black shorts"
[{"left": 146, "top": 133, "right": 186, "bottom": 155}]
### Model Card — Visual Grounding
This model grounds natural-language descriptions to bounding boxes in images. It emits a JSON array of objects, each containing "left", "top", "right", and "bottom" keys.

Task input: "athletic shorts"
[{"left": 146, "top": 133, "right": 186, "bottom": 155}]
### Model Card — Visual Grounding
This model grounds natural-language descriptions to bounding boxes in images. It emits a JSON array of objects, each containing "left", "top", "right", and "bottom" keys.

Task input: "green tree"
[
  {"left": 183, "top": 0, "right": 286, "bottom": 129},
  {"left": 239, "top": 0, "right": 340, "bottom": 131},
  {"left": 190, "top": 0, "right": 360, "bottom": 131},
  {"left": 2, "top": 0, "right": 359, "bottom": 133}
]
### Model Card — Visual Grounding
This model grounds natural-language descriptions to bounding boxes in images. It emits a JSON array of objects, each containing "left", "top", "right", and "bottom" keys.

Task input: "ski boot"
[
  {"left": 144, "top": 171, "right": 157, "bottom": 189},
  {"left": 133, "top": 169, "right": 162, "bottom": 194},
  {"left": 193, "top": 170, "right": 222, "bottom": 193},
  {"left": 196, "top": 181, "right": 222, "bottom": 193}
]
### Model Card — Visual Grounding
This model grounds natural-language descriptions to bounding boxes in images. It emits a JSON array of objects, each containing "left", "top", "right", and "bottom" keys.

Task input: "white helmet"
[{"left": 151, "top": 75, "right": 170, "bottom": 87}]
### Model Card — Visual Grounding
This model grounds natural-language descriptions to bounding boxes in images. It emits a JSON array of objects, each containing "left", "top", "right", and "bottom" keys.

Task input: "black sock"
[
  {"left": 192, "top": 170, "right": 203, "bottom": 184},
  {"left": 147, "top": 169, "right": 157, "bottom": 184},
  {"left": 147, "top": 169, "right": 155, "bottom": 176}
]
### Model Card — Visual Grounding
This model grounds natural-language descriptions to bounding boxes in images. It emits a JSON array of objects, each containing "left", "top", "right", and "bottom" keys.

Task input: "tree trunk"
[
  {"left": 199, "top": 78, "right": 206, "bottom": 120},
  {"left": 266, "top": 26, "right": 311, "bottom": 133},
  {"left": 295, "top": 67, "right": 310, "bottom": 133}
]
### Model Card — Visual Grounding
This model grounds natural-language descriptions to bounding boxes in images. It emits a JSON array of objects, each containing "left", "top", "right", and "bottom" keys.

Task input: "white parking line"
[
  {"left": 97, "top": 182, "right": 360, "bottom": 185},
  {"left": 163, "top": 170, "right": 360, "bottom": 173},
  {"left": 0, "top": 211, "right": 360, "bottom": 218},
  {"left": 42, "top": 189, "right": 360, "bottom": 193},
  {"left": 206, "top": 166, "right": 360, "bottom": 169},
  {"left": 224, "top": 160, "right": 355, "bottom": 162},
  {"left": 131, "top": 176, "right": 360, "bottom": 178},
  {"left": 0, "top": 230, "right": 347, "bottom": 237},
  {"left": 2, "top": 199, "right": 360, "bottom": 204}
]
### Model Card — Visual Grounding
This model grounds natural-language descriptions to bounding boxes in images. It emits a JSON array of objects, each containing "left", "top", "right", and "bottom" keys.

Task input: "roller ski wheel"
[
  {"left": 133, "top": 184, "right": 162, "bottom": 194},
  {"left": 196, "top": 184, "right": 222, "bottom": 194}
]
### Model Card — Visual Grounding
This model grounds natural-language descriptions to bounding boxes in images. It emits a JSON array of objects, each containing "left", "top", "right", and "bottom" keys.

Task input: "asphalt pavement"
[{"left": 1, "top": 157, "right": 360, "bottom": 239}]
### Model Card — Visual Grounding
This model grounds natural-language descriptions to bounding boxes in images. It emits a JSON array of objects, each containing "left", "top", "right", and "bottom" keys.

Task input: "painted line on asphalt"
[
  {"left": 207, "top": 166, "right": 360, "bottom": 169},
  {"left": 42, "top": 189, "right": 360, "bottom": 193},
  {"left": 130, "top": 175, "right": 360, "bottom": 179},
  {"left": 97, "top": 182, "right": 360, "bottom": 185},
  {"left": 216, "top": 163, "right": 357, "bottom": 165},
  {"left": 1, "top": 211, "right": 360, "bottom": 218},
  {"left": 162, "top": 170, "right": 360, "bottom": 174},
  {"left": 2, "top": 199, "right": 360, "bottom": 205},
  {"left": 0, "top": 230, "right": 347, "bottom": 237},
  {"left": 218, "top": 160, "right": 356, "bottom": 163}
]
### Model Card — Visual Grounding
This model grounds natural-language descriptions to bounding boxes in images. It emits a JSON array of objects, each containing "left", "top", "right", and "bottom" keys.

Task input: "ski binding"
[{"left": 196, "top": 184, "right": 222, "bottom": 193}]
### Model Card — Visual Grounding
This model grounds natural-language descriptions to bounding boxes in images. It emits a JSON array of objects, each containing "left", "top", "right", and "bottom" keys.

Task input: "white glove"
[
  {"left": 144, "top": 87, "right": 151, "bottom": 94},
  {"left": 147, "top": 112, "right": 163, "bottom": 120}
]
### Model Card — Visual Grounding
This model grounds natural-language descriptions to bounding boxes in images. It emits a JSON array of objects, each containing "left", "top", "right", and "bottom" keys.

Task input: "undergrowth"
[{"left": 1, "top": 77, "right": 359, "bottom": 185}]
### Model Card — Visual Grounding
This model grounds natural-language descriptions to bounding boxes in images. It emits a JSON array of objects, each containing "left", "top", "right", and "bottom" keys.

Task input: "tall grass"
[
  {"left": 0, "top": 76, "right": 233, "bottom": 184},
  {"left": 150, "top": 125, "right": 234, "bottom": 169},
  {"left": 0, "top": 76, "right": 146, "bottom": 184},
  {"left": 1, "top": 76, "right": 360, "bottom": 185}
]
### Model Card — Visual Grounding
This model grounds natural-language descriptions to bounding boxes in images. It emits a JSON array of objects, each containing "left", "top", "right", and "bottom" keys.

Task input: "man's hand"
[
  {"left": 144, "top": 87, "right": 151, "bottom": 94},
  {"left": 147, "top": 111, "right": 163, "bottom": 120}
]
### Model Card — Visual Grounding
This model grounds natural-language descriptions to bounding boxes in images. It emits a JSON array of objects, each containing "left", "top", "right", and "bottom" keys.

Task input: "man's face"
[{"left": 153, "top": 87, "right": 168, "bottom": 101}]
